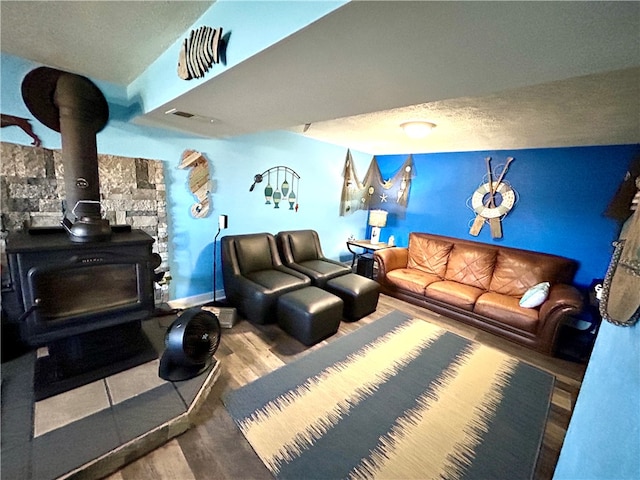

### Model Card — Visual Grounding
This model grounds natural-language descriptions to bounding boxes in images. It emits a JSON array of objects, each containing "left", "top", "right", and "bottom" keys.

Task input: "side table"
[
  {"left": 556, "top": 280, "right": 603, "bottom": 363},
  {"left": 346, "top": 240, "right": 391, "bottom": 278}
]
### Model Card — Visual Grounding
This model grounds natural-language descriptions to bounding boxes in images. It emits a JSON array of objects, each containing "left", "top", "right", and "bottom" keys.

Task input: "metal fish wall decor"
[{"left": 178, "top": 26, "right": 223, "bottom": 80}]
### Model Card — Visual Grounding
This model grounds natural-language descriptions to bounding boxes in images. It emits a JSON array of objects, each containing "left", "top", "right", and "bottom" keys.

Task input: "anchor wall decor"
[{"left": 249, "top": 166, "right": 300, "bottom": 211}]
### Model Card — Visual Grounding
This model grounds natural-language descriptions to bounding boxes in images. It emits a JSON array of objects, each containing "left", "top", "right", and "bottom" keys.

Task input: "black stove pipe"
[
  {"left": 22, "top": 67, "right": 111, "bottom": 242},
  {"left": 55, "top": 73, "right": 103, "bottom": 221}
]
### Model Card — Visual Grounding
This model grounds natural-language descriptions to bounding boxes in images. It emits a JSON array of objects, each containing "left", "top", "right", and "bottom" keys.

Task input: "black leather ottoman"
[
  {"left": 277, "top": 287, "right": 343, "bottom": 345},
  {"left": 326, "top": 273, "right": 380, "bottom": 321}
]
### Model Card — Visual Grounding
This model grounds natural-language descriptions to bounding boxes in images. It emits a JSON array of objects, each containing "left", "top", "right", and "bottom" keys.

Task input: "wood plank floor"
[{"left": 106, "top": 294, "right": 586, "bottom": 480}]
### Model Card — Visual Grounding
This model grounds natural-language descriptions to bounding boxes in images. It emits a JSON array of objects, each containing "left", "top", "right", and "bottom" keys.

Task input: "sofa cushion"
[
  {"left": 298, "top": 259, "right": 348, "bottom": 277},
  {"left": 444, "top": 244, "right": 497, "bottom": 291},
  {"left": 407, "top": 234, "right": 453, "bottom": 277},
  {"left": 387, "top": 268, "right": 439, "bottom": 295},
  {"left": 246, "top": 269, "right": 307, "bottom": 292},
  {"left": 490, "top": 250, "right": 568, "bottom": 296},
  {"left": 474, "top": 292, "right": 539, "bottom": 333},
  {"left": 425, "top": 280, "right": 485, "bottom": 311}
]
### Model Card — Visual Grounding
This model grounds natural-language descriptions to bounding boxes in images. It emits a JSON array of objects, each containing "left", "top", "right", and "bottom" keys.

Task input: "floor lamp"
[{"left": 213, "top": 214, "right": 228, "bottom": 305}]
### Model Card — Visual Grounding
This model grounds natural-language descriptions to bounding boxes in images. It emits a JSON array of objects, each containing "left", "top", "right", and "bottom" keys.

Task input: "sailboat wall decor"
[
  {"left": 249, "top": 166, "right": 300, "bottom": 211},
  {"left": 340, "top": 149, "right": 415, "bottom": 217}
]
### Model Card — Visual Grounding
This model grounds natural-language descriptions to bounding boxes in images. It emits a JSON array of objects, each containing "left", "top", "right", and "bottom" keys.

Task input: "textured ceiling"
[
  {"left": 1, "top": 1, "right": 639, "bottom": 155},
  {"left": 0, "top": 1, "right": 214, "bottom": 84},
  {"left": 294, "top": 68, "right": 640, "bottom": 154}
]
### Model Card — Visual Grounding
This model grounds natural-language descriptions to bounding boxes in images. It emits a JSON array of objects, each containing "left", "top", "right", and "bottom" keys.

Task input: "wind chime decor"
[
  {"left": 249, "top": 166, "right": 301, "bottom": 211},
  {"left": 467, "top": 156, "right": 517, "bottom": 238},
  {"left": 178, "top": 149, "right": 211, "bottom": 218},
  {"left": 340, "top": 150, "right": 415, "bottom": 217}
]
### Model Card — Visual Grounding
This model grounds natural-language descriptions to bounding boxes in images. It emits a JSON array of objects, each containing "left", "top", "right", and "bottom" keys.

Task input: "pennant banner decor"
[{"left": 340, "top": 150, "right": 415, "bottom": 217}]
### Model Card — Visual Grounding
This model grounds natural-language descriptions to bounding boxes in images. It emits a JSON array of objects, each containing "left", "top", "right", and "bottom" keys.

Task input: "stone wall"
[{"left": 0, "top": 142, "right": 170, "bottom": 301}]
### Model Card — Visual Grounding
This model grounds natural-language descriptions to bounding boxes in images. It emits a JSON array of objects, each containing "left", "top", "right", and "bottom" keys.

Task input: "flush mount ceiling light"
[{"left": 400, "top": 121, "right": 436, "bottom": 139}]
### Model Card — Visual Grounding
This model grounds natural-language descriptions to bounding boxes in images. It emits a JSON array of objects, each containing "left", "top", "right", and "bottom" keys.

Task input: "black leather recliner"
[
  {"left": 276, "top": 230, "right": 351, "bottom": 288},
  {"left": 221, "top": 232, "right": 310, "bottom": 325}
]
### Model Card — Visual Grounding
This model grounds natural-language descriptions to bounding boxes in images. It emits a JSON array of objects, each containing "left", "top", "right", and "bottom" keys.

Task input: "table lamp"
[{"left": 368, "top": 209, "right": 388, "bottom": 244}]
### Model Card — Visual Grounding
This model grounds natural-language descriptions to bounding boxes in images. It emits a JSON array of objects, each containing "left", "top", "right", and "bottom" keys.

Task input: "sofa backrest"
[
  {"left": 407, "top": 232, "right": 578, "bottom": 295},
  {"left": 445, "top": 243, "right": 497, "bottom": 291},
  {"left": 222, "top": 233, "right": 280, "bottom": 275},
  {"left": 407, "top": 234, "right": 453, "bottom": 277},
  {"left": 277, "top": 230, "right": 321, "bottom": 264},
  {"left": 489, "top": 249, "right": 577, "bottom": 296}
]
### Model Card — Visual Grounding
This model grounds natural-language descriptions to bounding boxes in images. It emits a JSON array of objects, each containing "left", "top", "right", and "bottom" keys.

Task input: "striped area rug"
[{"left": 223, "top": 311, "right": 553, "bottom": 479}]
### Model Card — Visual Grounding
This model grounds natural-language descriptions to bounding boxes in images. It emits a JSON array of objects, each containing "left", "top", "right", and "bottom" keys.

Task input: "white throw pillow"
[{"left": 519, "top": 282, "right": 551, "bottom": 308}]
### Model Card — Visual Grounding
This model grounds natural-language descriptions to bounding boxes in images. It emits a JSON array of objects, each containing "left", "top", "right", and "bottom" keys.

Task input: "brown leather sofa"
[{"left": 374, "top": 232, "right": 584, "bottom": 354}]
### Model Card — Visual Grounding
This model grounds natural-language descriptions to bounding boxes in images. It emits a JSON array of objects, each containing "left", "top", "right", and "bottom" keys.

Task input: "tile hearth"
[{"left": 1, "top": 316, "right": 220, "bottom": 480}]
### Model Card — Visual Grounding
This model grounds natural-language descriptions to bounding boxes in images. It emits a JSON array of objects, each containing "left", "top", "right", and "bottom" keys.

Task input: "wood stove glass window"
[{"left": 33, "top": 264, "right": 139, "bottom": 319}]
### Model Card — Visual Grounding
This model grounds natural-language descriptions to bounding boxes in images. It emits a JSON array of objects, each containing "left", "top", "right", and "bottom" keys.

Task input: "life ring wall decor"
[
  {"left": 471, "top": 181, "right": 516, "bottom": 219},
  {"left": 468, "top": 156, "right": 517, "bottom": 238}
]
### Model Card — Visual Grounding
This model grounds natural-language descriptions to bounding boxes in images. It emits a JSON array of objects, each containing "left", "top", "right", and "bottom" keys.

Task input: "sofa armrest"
[
  {"left": 539, "top": 284, "right": 584, "bottom": 320},
  {"left": 374, "top": 247, "right": 408, "bottom": 283},
  {"left": 537, "top": 283, "right": 584, "bottom": 354}
]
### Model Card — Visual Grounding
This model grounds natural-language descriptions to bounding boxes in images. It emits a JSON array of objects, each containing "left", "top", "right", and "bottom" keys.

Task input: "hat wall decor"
[
  {"left": 249, "top": 166, "right": 300, "bottom": 211},
  {"left": 178, "top": 149, "right": 211, "bottom": 218},
  {"left": 177, "top": 26, "right": 227, "bottom": 80}
]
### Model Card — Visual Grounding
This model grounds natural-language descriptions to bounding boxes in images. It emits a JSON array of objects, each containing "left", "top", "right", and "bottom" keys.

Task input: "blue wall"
[
  {"left": 376, "top": 146, "right": 640, "bottom": 288},
  {"left": 2, "top": 4, "right": 639, "bottom": 474},
  {"left": 3, "top": 49, "right": 638, "bottom": 297},
  {"left": 375, "top": 146, "right": 640, "bottom": 479},
  {"left": 1, "top": 54, "right": 371, "bottom": 300},
  {"left": 128, "top": 0, "right": 347, "bottom": 114},
  {"left": 554, "top": 320, "right": 640, "bottom": 479}
]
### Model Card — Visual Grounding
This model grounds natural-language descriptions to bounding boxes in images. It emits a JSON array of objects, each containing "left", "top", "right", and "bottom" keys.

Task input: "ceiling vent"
[
  {"left": 164, "top": 108, "right": 219, "bottom": 124},
  {"left": 165, "top": 108, "right": 194, "bottom": 118}
]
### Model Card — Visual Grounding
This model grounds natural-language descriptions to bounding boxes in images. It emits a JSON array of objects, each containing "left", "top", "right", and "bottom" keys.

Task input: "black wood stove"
[
  {"left": 2, "top": 227, "right": 158, "bottom": 400},
  {"left": 0, "top": 67, "right": 160, "bottom": 400}
]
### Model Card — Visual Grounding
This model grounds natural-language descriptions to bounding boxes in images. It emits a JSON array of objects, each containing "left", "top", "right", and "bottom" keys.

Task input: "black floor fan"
[
  {"left": 159, "top": 307, "right": 221, "bottom": 381},
  {"left": 159, "top": 215, "right": 228, "bottom": 381}
]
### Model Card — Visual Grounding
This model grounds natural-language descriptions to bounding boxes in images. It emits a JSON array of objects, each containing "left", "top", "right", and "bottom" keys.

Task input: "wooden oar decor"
[{"left": 469, "top": 156, "right": 516, "bottom": 238}]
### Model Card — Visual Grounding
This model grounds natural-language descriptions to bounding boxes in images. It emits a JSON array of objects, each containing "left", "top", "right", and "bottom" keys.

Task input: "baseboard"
[{"left": 167, "top": 290, "right": 226, "bottom": 310}]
